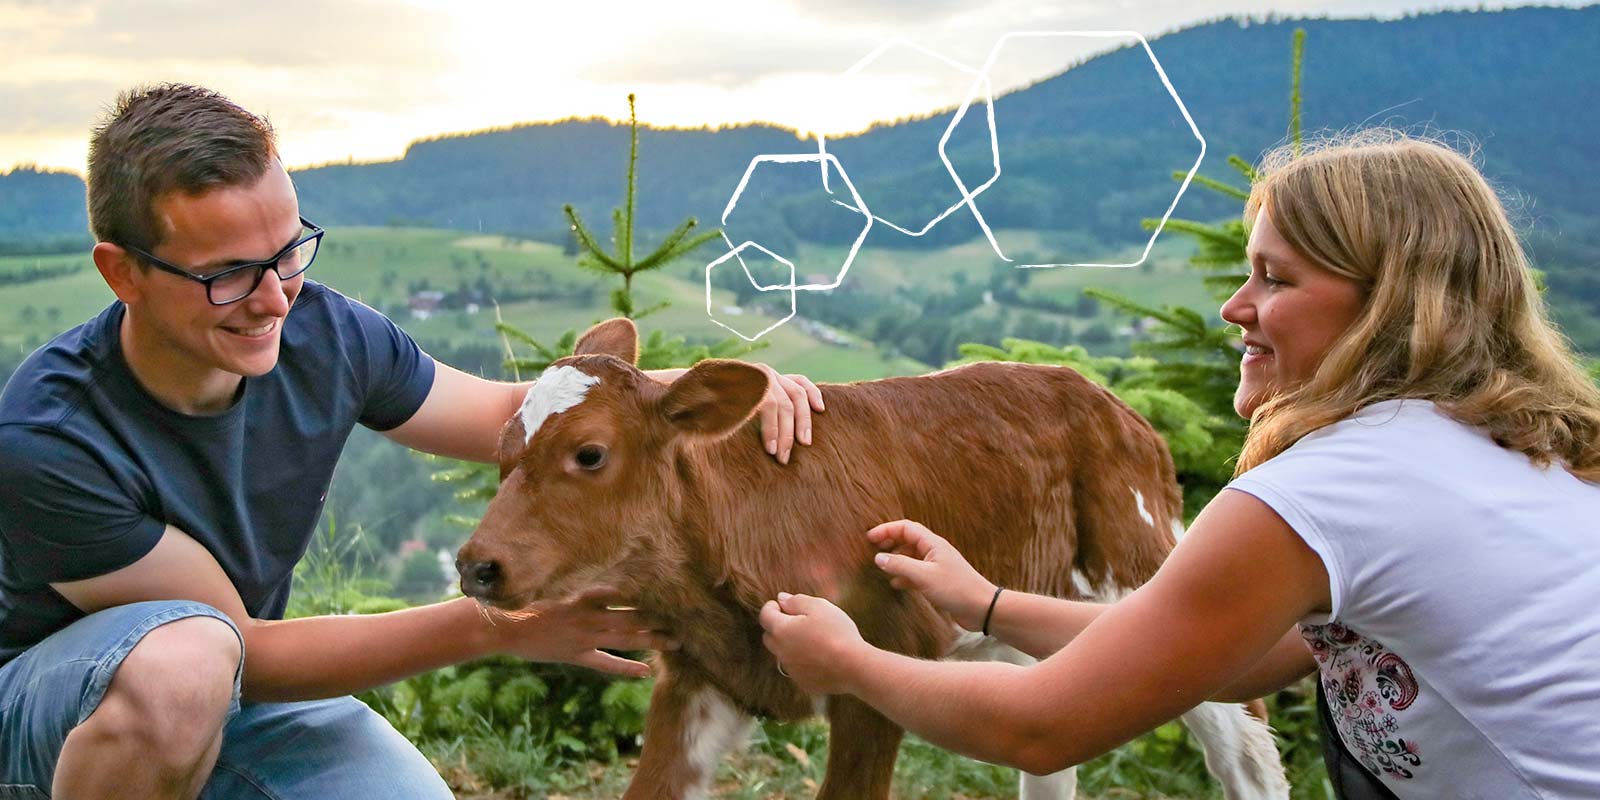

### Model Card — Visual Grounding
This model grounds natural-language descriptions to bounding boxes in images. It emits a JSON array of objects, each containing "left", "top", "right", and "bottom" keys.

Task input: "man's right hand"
[
  {"left": 867, "top": 520, "right": 998, "bottom": 632},
  {"left": 483, "top": 586, "right": 677, "bottom": 678}
]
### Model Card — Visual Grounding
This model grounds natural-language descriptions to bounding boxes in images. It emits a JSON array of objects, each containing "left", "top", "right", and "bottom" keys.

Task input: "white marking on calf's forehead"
[
  {"left": 1172, "top": 518, "right": 1187, "bottom": 541},
  {"left": 1131, "top": 487, "right": 1155, "bottom": 527},
  {"left": 519, "top": 365, "right": 600, "bottom": 445}
]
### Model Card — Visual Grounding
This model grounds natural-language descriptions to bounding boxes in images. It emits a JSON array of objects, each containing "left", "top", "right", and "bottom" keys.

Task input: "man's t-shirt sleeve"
[
  {"left": 340, "top": 294, "right": 436, "bottom": 431},
  {"left": 0, "top": 424, "right": 166, "bottom": 584}
]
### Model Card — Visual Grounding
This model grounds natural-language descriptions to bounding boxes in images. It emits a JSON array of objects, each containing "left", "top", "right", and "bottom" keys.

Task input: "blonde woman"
[{"left": 761, "top": 131, "right": 1600, "bottom": 798}]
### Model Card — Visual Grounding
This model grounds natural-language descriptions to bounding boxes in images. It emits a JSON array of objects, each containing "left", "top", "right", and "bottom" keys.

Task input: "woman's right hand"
[{"left": 867, "top": 520, "right": 998, "bottom": 632}]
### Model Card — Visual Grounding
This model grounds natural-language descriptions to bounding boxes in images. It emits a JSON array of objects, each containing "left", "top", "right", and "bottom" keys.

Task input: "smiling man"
[{"left": 0, "top": 84, "right": 822, "bottom": 799}]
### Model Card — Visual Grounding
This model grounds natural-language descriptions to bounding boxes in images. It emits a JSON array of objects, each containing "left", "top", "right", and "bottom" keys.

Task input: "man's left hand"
[{"left": 752, "top": 365, "right": 824, "bottom": 464}]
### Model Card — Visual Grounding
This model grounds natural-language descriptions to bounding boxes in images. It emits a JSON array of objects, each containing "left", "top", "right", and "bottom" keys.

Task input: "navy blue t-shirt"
[{"left": 0, "top": 281, "right": 435, "bottom": 665}]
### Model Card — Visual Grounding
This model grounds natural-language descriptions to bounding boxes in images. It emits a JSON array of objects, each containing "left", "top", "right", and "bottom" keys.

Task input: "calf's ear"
[
  {"left": 659, "top": 360, "right": 767, "bottom": 438},
  {"left": 573, "top": 318, "right": 639, "bottom": 365},
  {"left": 498, "top": 414, "right": 527, "bottom": 481}
]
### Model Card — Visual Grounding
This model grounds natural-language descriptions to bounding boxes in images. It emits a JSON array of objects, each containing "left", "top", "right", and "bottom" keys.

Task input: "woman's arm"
[
  {"left": 867, "top": 519, "right": 1098, "bottom": 659},
  {"left": 763, "top": 491, "right": 1330, "bottom": 774},
  {"left": 867, "top": 517, "right": 1319, "bottom": 695},
  {"left": 1210, "top": 626, "right": 1317, "bottom": 703},
  {"left": 970, "top": 587, "right": 1314, "bottom": 702}
]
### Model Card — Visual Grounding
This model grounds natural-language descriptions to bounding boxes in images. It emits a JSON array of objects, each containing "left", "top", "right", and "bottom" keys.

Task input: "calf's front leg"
[
  {"left": 625, "top": 670, "right": 754, "bottom": 800},
  {"left": 816, "top": 694, "right": 905, "bottom": 800}
]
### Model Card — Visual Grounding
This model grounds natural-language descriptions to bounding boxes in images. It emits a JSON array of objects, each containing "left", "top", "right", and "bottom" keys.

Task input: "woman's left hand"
[{"left": 759, "top": 591, "right": 867, "bottom": 694}]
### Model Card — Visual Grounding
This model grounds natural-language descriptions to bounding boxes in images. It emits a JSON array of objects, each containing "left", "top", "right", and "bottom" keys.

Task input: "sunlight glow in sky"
[{"left": 0, "top": 0, "right": 1573, "bottom": 174}]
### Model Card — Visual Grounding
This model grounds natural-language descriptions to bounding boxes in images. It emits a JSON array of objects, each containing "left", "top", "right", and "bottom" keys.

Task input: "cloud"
[
  {"left": 0, "top": 0, "right": 468, "bottom": 166},
  {"left": 0, "top": 80, "right": 118, "bottom": 136},
  {"left": 577, "top": 27, "right": 882, "bottom": 88},
  {"left": 778, "top": 0, "right": 974, "bottom": 24},
  {"left": 3, "top": 0, "right": 456, "bottom": 71}
]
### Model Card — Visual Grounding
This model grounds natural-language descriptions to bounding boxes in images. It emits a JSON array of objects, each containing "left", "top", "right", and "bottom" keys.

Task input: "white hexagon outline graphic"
[
  {"left": 704, "top": 240, "right": 798, "bottom": 342},
  {"left": 699, "top": 31, "right": 1208, "bottom": 338},
  {"left": 814, "top": 38, "right": 1002, "bottom": 239},
  {"left": 944, "top": 30, "right": 1206, "bottom": 269},
  {"left": 715, "top": 151, "right": 873, "bottom": 292}
]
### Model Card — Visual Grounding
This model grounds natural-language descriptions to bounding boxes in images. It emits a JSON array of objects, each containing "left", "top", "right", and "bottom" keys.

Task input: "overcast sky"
[{"left": 0, "top": 0, "right": 1584, "bottom": 173}]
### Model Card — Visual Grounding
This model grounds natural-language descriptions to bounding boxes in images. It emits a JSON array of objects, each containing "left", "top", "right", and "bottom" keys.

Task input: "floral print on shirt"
[{"left": 1302, "top": 622, "right": 1424, "bottom": 780}]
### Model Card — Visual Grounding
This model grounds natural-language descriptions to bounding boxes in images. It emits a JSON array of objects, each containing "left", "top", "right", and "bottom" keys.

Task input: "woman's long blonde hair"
[{"left": 1235, "top": 130, "right": 1600, "bottom": 481}]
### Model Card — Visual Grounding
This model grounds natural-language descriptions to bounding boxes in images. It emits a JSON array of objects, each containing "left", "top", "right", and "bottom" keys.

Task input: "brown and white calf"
[{"left": 457, "top": 318, "right": 1287, "bottom": 800}]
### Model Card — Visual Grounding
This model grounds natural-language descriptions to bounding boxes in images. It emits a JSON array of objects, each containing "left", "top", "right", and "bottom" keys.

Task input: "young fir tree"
[{"left": 564, "top": 93, "right": 720, "bottom": 321}]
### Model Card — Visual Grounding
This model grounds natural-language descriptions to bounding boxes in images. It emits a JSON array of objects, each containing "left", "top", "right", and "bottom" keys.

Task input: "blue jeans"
[{"left": 0, "top": 600, "right": 452, "bottom": 798}]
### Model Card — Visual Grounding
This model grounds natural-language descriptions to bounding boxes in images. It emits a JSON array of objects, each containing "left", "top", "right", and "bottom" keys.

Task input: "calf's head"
[{"left": 456, "top": 317, "right": 769, "bottom": 608}]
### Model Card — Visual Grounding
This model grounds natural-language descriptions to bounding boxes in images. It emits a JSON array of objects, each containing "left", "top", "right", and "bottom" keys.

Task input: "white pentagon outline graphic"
[
  {"left": 715, "top": 152, "right": 873, "bottom": 291},
  {"left": 814, "top": 38, "right": 1002, "bottom": 239},
  {"left": 704, "top": 240, "right": 798, "bottom": 342},
  {"left": 946, "top": 30, "right": 1205, "bottom": 269}
]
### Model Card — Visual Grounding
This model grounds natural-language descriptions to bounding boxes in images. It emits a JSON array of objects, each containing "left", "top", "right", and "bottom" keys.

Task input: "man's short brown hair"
[{"left": 87, "top": 84, "right": 278, "bottom": 251}]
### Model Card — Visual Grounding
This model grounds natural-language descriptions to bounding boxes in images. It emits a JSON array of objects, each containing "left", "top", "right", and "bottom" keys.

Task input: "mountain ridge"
[{"left": 4, "top": 6, "right": 1596, "bottom": 254}]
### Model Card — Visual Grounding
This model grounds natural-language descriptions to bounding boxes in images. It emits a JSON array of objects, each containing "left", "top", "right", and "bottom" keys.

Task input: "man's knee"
[{"left": 76, "top": 615, "right": 241, "bottom": 765}]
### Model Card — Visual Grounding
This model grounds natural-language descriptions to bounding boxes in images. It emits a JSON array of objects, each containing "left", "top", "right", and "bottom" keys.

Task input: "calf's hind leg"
[
  {"left": 1179, "top": 701, "right": 1289, "bottom": 800},
  {"left": 625, "top": 671, "right": 754, "bottom": 800},
  {"left": 943, "top": 630, "right": 1078, "bottom": 799},
  {"left": 817, "top": 694, "right": 904, "bottom": 800}
]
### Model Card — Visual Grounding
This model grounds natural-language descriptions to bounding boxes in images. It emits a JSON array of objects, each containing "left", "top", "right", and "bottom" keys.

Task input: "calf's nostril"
[
  {"left": 457, "top": 559, "right": 503, "bottom": 598},
  {"left": 473, "top": 561, "right": 501, "bottom": 587}
]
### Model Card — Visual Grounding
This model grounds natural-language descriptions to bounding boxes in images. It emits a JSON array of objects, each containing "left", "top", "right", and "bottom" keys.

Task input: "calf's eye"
[{"left": 576, "top": 445, "right": 608, "bottom": 471}]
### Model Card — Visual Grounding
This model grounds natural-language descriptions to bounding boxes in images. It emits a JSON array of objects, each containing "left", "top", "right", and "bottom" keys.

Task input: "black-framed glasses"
[{"left": 125, "top": 216, "right": 324, "bottom": 305}]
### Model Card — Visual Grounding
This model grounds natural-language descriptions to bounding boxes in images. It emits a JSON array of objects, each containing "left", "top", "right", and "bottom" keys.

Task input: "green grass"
[{"left": 434, "top": 696, "right": 1332, "bottom": 799}]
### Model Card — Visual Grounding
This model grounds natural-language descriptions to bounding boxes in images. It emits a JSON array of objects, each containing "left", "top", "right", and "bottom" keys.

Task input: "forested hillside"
[{"left": 6, "top": 7, "right": 1597, "bottom": 246}]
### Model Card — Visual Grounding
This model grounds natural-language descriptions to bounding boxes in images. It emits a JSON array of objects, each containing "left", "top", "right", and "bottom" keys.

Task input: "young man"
[{"left": 0, "top": 84, "right": 822, "bottom": 799}]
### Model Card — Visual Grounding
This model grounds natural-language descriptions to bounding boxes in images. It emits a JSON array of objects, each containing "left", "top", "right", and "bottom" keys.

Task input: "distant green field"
[
  {"left": 727, "top": 229, "right": 1224, "bottom": 344},
  {"left": 321, "top": 228, "right": 931, "bottom": 383},
  {"left": 0, "top": 230, "right": 936, "bottom": 383},
  {"left": 0, "top": 252, "right": 114, "bottom": 358},
  {"left": 0, "top": 225, "right": 1223, "bottom": 382},
  {"left": 788, "top": 229, "right": 1213, "bottom": 304}
]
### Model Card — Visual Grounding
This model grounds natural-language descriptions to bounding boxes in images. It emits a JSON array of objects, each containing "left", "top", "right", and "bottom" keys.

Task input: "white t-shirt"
[{"left": 1228, "top": 399, "right": 1600, "bottom": 799}]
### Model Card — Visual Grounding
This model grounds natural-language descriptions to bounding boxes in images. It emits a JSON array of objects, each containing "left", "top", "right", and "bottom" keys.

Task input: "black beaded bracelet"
[{"left": 980, "top": 586, "right": 1004, "bottom": 637}]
